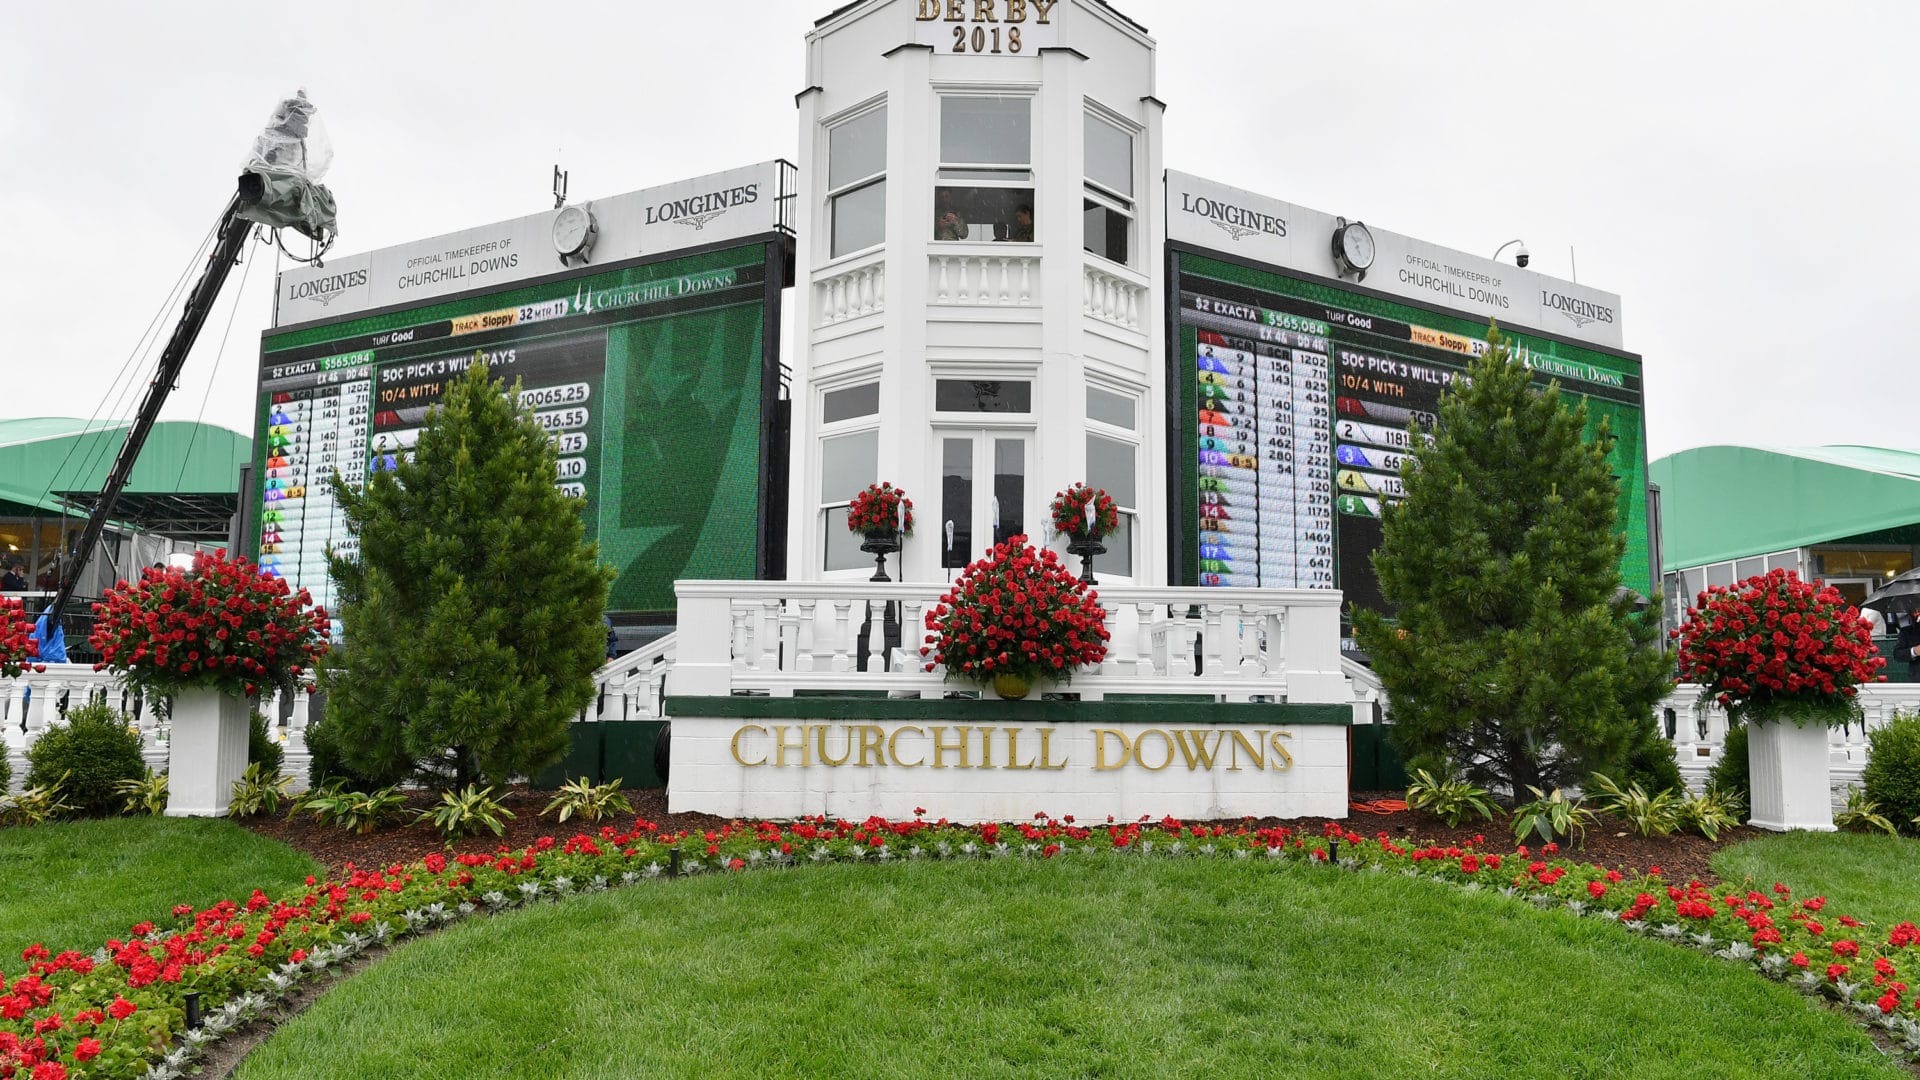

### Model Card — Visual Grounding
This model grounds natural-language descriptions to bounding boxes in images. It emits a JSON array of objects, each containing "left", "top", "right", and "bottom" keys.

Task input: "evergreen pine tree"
[
  {"left": 1352, "top": 328, "right": 1674, "bottom": 796},
  {"left": 320, "top": 361, "right": 612, "bottom": 789}
]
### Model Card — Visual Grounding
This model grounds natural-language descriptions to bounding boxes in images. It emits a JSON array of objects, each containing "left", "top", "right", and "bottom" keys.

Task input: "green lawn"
[
  {"left": 0, "top": 817, "right": 318, "bottom": 960},
  {"left": 238, "top": 857, "right": 1904, "bottom": 1080},
  {"left": 1712, "top": 830, "right": 1920, "bottom": 927}
]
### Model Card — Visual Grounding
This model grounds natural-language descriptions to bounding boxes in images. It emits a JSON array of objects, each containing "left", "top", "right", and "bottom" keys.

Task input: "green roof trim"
[{"left": 1651, "top": 445, "right": 1920, "bottom": 571}]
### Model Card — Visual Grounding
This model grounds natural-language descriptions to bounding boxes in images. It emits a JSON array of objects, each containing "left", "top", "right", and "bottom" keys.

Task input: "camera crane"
[{"left": 38, "top": 92, "right": 339, "bottom": 646}]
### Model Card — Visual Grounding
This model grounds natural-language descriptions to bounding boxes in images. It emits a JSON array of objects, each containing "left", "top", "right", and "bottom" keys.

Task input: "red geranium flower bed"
[{"left": 87, "top": 551, "right": 331, "bottom": 697}]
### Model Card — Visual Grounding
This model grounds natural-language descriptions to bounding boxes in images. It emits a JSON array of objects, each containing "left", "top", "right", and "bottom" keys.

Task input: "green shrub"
[
  {"left": 1707, "top": 721, "right": 1750, "bottom": 798},
  {"left": 1862, "top": 710, "right": 1920, "bottom": 834},
  {"left": 249, "top": 710, "right": 285, "bottom": 776},
  {"left": 303, "top": 715, "right": 388, "bottom": 792},
  {"left": 26, "top": 703, "right": 147, "bottom": 816},
  {"left": 1619, "top": 717, "right": 1684, "bottom": 799},
  {"left": 0, "top": 743, "right": 10, "bottom": 793}
]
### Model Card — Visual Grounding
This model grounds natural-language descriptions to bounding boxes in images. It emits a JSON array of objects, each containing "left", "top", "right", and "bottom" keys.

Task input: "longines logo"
[
  {"left": 646, "top": 183, "right": 759, "bottom": 231},
  {"left": 1179, "top": 193, "right": 1287, "bottom": 242},
  {"left": 1540, "top": 289, "right": 1615, "bottom": 328},
  {"left": 284, "top": 268, "right": 368, "bottom": 307}
]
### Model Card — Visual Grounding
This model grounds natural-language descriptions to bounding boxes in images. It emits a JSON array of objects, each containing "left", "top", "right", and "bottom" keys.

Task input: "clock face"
[
  {"left": 1341, "top": 223, "right": 1375, "bottom": 270},
  {"left": 553, "top": 206, "right": 592, "bottom": 255}
]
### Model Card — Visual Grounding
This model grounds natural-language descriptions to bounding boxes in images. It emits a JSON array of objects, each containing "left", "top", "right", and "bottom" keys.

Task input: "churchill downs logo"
[
  {"left": 1178, "top": 192, "right": 1287, "bottom": 243},
  {"left": 284, "top": 267, "right": 368, "bottom": 307},
  {"left": 1540, "top": 289, "right": 1616, "bottom": 329},
  {"left": 645, "top": 183, "right": 759, "bottom": 231}
]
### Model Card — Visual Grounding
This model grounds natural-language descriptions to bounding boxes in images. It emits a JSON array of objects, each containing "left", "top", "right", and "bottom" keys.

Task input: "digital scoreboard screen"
[
  {"left": 251, "top": 242, "right": 779, "bottom": 615},
  {"left": 1173, "top": 250, "right": 1650, "bottom": 616}
]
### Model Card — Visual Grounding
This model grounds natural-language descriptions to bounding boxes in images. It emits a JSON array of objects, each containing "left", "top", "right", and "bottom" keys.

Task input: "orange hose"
[{"left": 1349, "top": 799, "right": 1408, "bottom": 815}]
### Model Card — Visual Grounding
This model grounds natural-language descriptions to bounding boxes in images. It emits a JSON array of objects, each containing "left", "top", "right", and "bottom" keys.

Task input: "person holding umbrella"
[{"left": 1864, "top": 566, "right": 1920, "bottom": 681}]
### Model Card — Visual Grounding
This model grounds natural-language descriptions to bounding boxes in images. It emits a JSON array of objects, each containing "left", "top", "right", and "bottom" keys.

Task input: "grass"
[
  {"left": 0, "top": 817, "right": 318, "bottom": 960},
  {"left": 1712, "top": 830, "right": 1920, "bottom": 927},
  {"left": 237, "top": 857, "right": 1905, "bottom": 1080}
]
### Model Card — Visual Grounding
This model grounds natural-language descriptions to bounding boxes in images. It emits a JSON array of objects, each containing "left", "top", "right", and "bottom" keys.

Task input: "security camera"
[{"left": 1515, "top": 245, "right": 1530, "bottom": 269}]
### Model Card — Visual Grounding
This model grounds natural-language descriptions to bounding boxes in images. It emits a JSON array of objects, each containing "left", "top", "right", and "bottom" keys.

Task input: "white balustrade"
[
  {"left": 816, "top": 255, "right": 885, "bottom": 326},
  {"left": 1083, "top": 263, "right": 1146, "bottom": 330},
  {"left": 665, "top": 580, "right": 1349, "bottom": 705},
  {"left": 929, "top": 251, "right": 1037, "bottom": 308}
]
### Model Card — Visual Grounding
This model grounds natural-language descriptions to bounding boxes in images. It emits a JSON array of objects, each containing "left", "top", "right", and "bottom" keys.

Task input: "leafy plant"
[
  {"left": 228, "top": 762, "right": 292, "bottom": 818},
  {"left": 542, "top": 776, "right": 632, "bottom": 824},
  {"left": 1587, "top": 772, "right": 1681, "bottom": 837},
  {"left": 294, "top": 783, "right": 409, "bottom": 835},
  {"left": 420, "top": 784, "right": 515, "bottom": 840},
  {"left": 26, "top": 703, "right": 147, "bottom": 816},
  {"left": 1675, "top": 784, "right": 1744, "bottom": 841},
  {"left": 0, "top": 774, "right": 75, "bottom": 826},
  {"left": 1862, "top": 710, "right": 1920, "bottom": 834},
  {"left": 1511, "top": 786, "right": 1595, "bottom": 848},
  {"left": 249, "top": 710, "right": 286, "bottom": 776},
  {"left": 1833, "top": 786, "right": 1898, "bottom": 837},
  {"left": 115, "top": 769, "right": 170, "bottom": 816},
  {"left": 1403, "top": 767, "right": 1497, "bottom": 827}
]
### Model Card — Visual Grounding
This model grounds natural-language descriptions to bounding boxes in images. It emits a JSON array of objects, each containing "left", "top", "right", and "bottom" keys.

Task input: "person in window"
[
  {"left": 935, "top": 190, "right": 968, "bottom": 241},
  {"left": 1007, "top": 204, "right": 1034, "bottom": 242},
  {"left": 0, "top": 561, "right": 25, "bottom": 592}
]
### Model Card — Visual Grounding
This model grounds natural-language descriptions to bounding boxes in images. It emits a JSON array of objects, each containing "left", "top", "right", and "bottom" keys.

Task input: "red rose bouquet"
[
  {"left": 847, "top": 482, "right": 914, "bottom": 536},
  {"left": 88, "top": 550, "right": 332, "bottom": 696},
  {"left": 0, "top": 597, "right": 45, "bottom": 678},
  {"left": 1671, "top": 568, "right": 1885, "bottom": 726},
  {"left": 1049, "top": 482, "right": 1119, "bottom": 540},
  {"left": 921, "top": 535, "right": 1110, "bottom": 686}
]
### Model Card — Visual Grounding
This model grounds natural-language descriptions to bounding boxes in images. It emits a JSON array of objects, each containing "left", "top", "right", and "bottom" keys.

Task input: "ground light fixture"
[{"left": 1492, "top": 238, "right": 1530, "bottom": 268}]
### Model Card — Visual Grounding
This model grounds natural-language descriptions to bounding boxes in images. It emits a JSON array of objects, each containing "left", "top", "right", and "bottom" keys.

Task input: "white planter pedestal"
[
  {"left": 166, "top": 689, "right": 249, "bottom": 817},
  {"left": 1747, "top": 719, "right": 1836, "bottom": 832}
]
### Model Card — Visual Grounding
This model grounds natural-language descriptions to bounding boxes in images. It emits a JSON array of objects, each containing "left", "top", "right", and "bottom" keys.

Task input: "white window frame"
[
  {"left": 817, "top": 376, "right": 883, "bottom": 574},
  {"left": 1084, "top": 380, "right": 1143, "bottom": 579},
  {"left": 1082, "top": 104, "right": 1138, "bottom": 267},
  {"left": 934, "top": 91, "right": 1037, "bottom": 244},
  {"left": 825, "top": 99, "right": 888, "bottom": 260}
]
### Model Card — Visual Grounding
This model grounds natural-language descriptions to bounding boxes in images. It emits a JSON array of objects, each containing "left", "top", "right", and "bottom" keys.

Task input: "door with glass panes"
[{"left": 938, "top": 431, "right": 1030, "bottom": 570}]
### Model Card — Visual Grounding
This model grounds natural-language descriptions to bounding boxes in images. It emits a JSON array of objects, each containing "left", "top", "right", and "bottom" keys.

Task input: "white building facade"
[{"left": 789, "top": 0, "right": 1168, "bottom": 587}]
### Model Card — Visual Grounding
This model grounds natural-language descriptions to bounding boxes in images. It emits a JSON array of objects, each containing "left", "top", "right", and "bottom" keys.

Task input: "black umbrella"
[{"left": 1862, "top": 567, "right": 1920, "bottom": 614}]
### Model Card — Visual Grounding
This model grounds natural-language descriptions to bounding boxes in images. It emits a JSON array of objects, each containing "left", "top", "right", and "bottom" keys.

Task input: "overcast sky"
[{"left": 3, "top": 1, "right": 1914, "bottom": 462}]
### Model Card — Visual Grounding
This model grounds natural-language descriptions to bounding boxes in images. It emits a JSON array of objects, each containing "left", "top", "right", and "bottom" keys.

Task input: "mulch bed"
[{"left": 241, "top": 786, "right": 1760, "bottom": 887}]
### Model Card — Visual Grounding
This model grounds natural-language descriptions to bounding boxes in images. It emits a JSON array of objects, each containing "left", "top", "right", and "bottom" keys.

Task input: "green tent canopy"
[
  {"left": 0, "top": 418, "right": 251, "bottom": 540},
  {"left": 1651, "top": 445, "right": 1920, "bottom": 572}
]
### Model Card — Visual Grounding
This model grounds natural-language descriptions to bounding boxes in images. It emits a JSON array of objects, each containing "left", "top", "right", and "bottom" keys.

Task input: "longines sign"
[
  {"left": 274, "top": 161, "right": 782, "bottom": 326},
  {"left": 1166, "top": 170, "right": 1626, "bottom": 350}
]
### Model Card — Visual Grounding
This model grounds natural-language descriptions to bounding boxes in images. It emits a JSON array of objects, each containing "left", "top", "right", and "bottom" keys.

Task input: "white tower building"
[{"left": 789, "top": 0, "right": 1166, "bottom": 586}]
